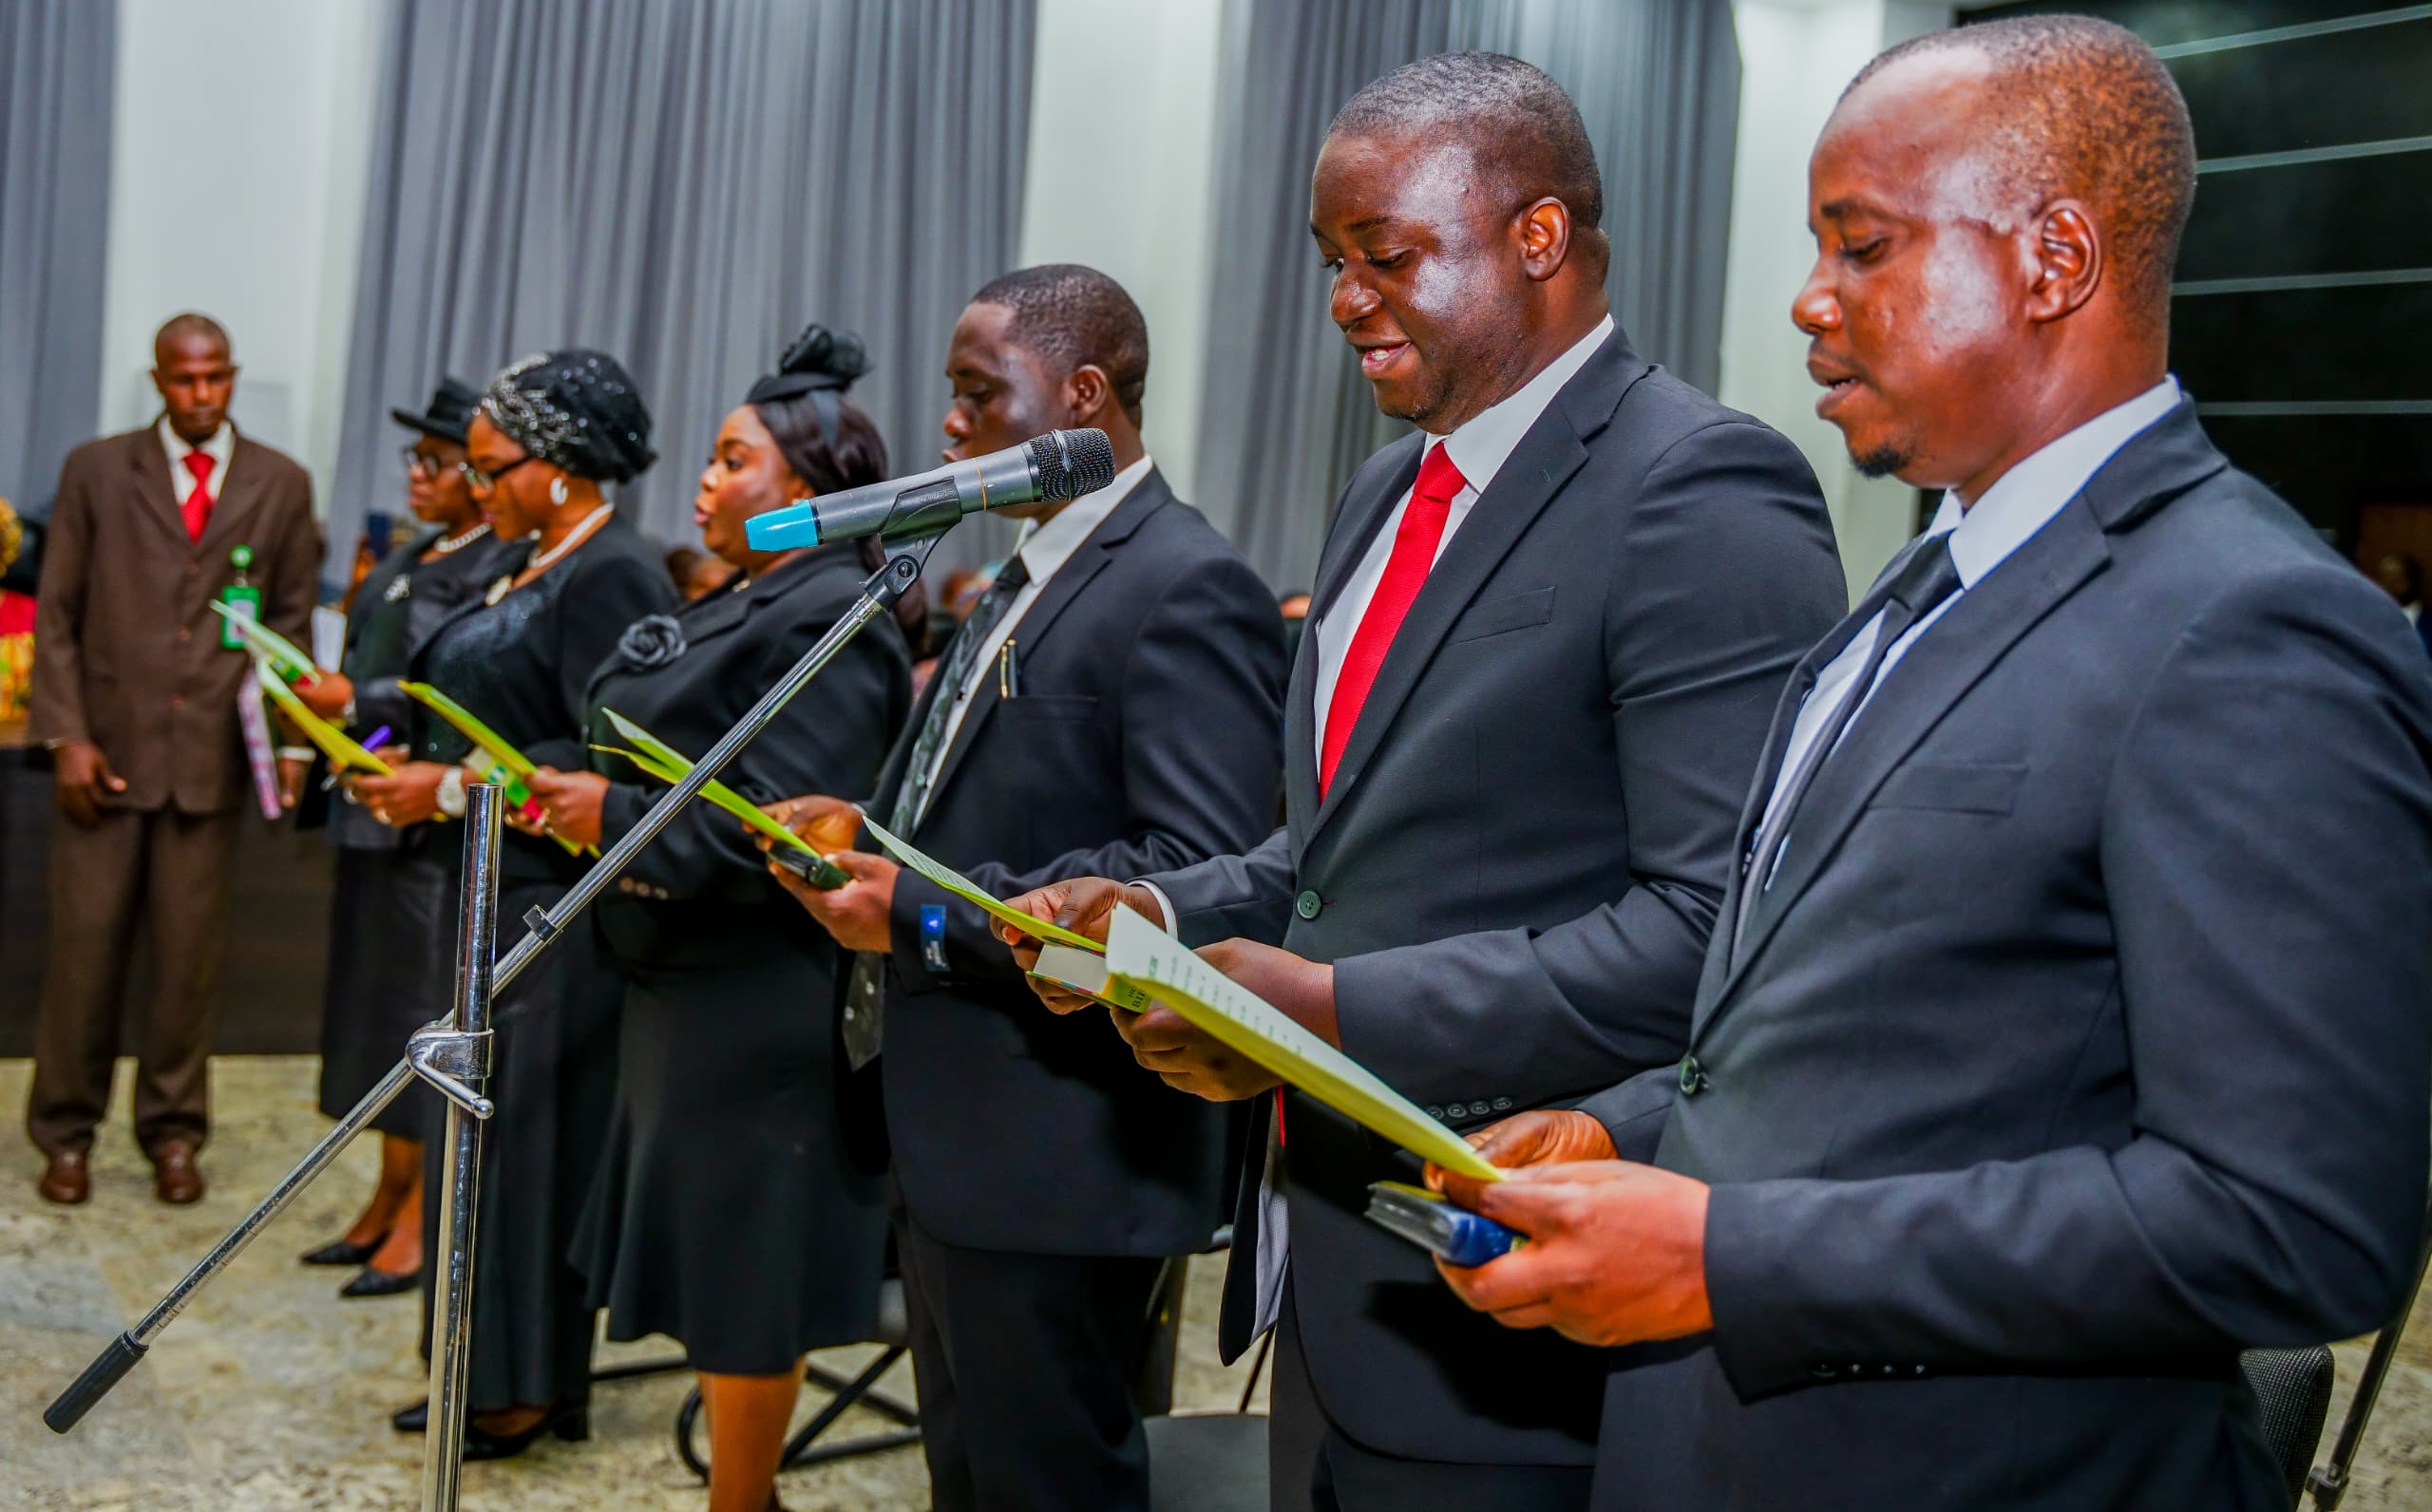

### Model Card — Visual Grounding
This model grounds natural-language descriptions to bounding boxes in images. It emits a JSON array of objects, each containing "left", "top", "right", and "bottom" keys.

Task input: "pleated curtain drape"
[
  {"left": 1194, "top": 0, "right": 1742, "bottom": 591},
  {"left": 0, "top": 0, "right": 115, "bottom": 522},
  {"left": 330, "top": 0, "right": 1036, "bottom": 560}
]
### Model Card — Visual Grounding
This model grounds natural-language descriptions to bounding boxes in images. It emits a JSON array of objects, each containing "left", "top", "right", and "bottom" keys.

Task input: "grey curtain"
[
  {"left": 332, "top": 0, "right": 1036, "bottom": 569},
  {"left": 0, "top": 0, "right": 114, "bottom": 520},
  {"left": 1195, "top": 0, "right": 1740, "bottom": 590}
]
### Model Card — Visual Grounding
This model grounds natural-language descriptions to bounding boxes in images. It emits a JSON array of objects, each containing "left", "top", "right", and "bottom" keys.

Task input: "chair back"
[{"left": 2241, "top": 1345, "right": 2335, "bottom": 1508}]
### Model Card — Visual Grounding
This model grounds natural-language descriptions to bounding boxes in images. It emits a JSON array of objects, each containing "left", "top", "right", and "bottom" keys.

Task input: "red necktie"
[
  {"left": 1318, "top": 444, "right": 1466, "bottom": 798},
  {"left": 180, "top": 451, "right": 216, "bottom": 543}
]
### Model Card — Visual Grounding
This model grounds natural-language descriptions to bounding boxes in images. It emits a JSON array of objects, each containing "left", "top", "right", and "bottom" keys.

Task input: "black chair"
[
  {"left": 1143, "top": 1229, "right": 1272, "bottom": 1512},
  {"left": 2240, "top": 1346, "right": 2336, "bottom": 1509},
  {"left": 670, "top": 1276, "right": 922, "bottom": 1480}
]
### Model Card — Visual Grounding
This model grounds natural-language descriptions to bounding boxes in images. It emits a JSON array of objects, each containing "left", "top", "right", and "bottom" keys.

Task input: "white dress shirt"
[
  {"left": 1752, "top": 376, "right": 2183, "bottom": 886},
  {"left": 1308, "top": 314, "right": 1615, "bottom": 763},
  {"left": 914, "top": 452, "right": 1154, "bottom": 797},
  {"left": 159, "top": 416, "right": 235, "bottom": 504}
]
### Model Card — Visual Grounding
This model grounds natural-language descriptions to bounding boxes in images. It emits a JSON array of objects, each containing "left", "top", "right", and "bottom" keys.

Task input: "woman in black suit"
[
  {"left": 526, "top": 326, "right": 914, "bottom": 1512},
  {"left": 350, "top": 349, "right": 674, "bottom": 1457},
  {"left": 294, "top": 378, "right": 515, "bottom": 1298}
]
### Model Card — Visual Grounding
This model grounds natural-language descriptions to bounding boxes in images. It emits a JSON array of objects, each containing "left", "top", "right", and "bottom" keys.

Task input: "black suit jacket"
[
  {"left": 1150, "top": 331, "right": 1847, "bottom": 1465},
  {"left": 1581, "top": 404, "right": 2432, "bottom": 1508},
  {"left": 582, "top": 545, "right": 913, "bottom": 971},
  {"left": 877, "top": 467, "right": 1286, "bottom": 1257}
]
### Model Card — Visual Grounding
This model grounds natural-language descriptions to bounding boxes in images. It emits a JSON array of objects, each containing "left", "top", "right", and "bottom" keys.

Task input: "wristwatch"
[{"left": 436, "top": 765, "right": 467, "bottom": 819}]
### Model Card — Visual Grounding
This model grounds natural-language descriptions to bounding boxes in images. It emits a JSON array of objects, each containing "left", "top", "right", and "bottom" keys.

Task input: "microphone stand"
[
  {"left": 44, "top": 530, "right": 944, "bottom": 1512},
  {"left": 2306, "top": 1184, "right": 2432, "bottom": 1508}
]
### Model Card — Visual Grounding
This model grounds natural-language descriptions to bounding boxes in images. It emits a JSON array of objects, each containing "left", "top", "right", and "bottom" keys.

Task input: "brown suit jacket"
[{"left": 30, "top": 423, "right": 320, "bottom": 814}]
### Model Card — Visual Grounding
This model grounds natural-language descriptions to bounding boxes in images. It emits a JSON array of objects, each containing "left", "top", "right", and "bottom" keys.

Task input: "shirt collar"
[
  {"left": 1013, "top": 452, "right": 1154, "bottom": 583},
  {"left": 1433, "top": 314, "right": 1615, "bottom": 494},
  {"left": 1925, "top": 376, "right": 2182, "bottom": 588},
  {"left": 159, "top": 415, "right": 235, "bottom": 473}
]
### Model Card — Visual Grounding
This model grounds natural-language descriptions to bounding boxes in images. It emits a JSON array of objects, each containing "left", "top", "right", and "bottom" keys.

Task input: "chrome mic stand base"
[
  {"left": 43, "top": 533, "right": 944, "bottom": 1512},
  {"left": 421, "top": 784, "right": 503, "bottom": 1509}
]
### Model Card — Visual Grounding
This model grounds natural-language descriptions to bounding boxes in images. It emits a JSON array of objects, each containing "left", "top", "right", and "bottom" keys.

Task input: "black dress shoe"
[
  {"left": 458, "top": 1402, "right": 590, "bottom": 1462},
  {"left": 391, "top": 1398, "right": 428, "bottom": 1433},
  {"left": 301, "top": 1234, "right": 387, "bottom": 1266},
  {"left": 339, "top": 1265, "right": 423, "bottom": 1298}
]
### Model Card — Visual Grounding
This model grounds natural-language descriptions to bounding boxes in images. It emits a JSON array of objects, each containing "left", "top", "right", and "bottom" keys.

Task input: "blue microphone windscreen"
[{"left": 746, "top": 500, "right": 822, "bottom": 549}]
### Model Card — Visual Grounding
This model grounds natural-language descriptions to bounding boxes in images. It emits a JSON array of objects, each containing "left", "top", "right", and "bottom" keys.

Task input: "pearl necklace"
[
  {"left": 484, "top": 503, "right": 614, "bottom": 606},
  {"left": 525, "top": 502, "right": 615, "bottom": 573},
  {"left": 429, "top": 521, "right": 491, "bottom": 556}
]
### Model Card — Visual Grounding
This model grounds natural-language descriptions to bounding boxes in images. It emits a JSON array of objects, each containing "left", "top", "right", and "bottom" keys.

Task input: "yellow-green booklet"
[
  {"left": 1098, "top": 905, "right": 1503, "bottom": 1183},
  {"left": 593, "top": 709, "right": 825, "bottom": 858},
  {"left": 398, "top": 682, "right": 589, "bottom": 856},
  {"left": 212, "top": 601, "right": 322, "bottom": 685},
  {"left": 255, "top": 661, "right": 391, "bottom": 775},
  {"left": 860, "top": 810, "right": 1106, "bottom": 953}
]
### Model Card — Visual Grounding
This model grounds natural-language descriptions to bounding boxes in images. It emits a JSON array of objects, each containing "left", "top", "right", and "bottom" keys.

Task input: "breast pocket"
[
  {"left": 1447, "top": 586, "right": 1555, "bottom": 645},
  {"left": 1870, "top": 760, "right": 2027, "bottom": 815}
]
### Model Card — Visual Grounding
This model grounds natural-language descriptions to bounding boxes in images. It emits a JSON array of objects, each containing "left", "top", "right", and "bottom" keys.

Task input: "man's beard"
[{"left": 1852, "top": 442, "right": 1910, "bottom": 479}]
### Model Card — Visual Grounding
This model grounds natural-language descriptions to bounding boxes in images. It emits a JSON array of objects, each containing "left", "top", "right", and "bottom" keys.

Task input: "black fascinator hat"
[{"left": 746, "top": 324, "right": 871, "bottom": 444}]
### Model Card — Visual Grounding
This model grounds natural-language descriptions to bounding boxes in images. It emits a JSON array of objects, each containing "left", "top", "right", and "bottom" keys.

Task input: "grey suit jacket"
[
  {"left": 1583, "top": 403, "right": 2432, "bottom": 1508},
  {"left": 30, "top": 424, "right": 320, "bottom": 813},
  {"left": 1150, "top": 331, "right": 1847, "bottom": 1465}
]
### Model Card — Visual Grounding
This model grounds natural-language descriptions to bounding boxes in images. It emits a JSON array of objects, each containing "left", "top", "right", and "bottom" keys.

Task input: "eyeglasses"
[
  {"left": 398, "top": 444, "right": 446, "bottom": 478},
  {"left": 463, "top": 455, "right": 539, "bottom": 494}
]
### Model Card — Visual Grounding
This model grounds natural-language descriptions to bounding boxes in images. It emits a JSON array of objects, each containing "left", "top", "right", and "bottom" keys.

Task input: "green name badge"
[{"left": 218, "top": 544, "right": 259, "bottom": 649}]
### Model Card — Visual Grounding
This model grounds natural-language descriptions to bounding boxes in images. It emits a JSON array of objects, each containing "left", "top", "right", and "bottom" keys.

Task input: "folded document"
[{"left": 1049, "top": 907, "right": 1504, "bottom": 1183}]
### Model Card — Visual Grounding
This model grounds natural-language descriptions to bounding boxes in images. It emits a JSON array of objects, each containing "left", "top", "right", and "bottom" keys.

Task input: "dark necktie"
[
  {"left": 842, "top": 553, "right": 1035, "bottom": 1068},
  {"left": 1732, "top": 535, "right": 1963, "bottom": 957},
  {"left": 887, "top": 553, "right": 1033, "bottom": 831}
]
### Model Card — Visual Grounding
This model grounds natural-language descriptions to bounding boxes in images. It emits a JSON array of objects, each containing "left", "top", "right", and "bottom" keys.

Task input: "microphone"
[{"left": 746, "top": 428, "right": 1116, "bottom": 550}]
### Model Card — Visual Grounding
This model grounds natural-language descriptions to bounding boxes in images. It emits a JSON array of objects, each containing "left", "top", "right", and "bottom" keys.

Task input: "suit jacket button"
[
  {"left": 1678, "top": 1055, "right": 1709, "bottom": 1095},
  {"left": 1295, "top": 890, "right": 1322, "bottom": 919},
  {"left": 1491, "top": 1096, "right": 1513, "bottom": 1111},
  {"left": 1426, "top": 1106, "right": 1445, "bottom": 1121},
  {"left": 1810, "top": 1364, "right": 1837, "bottom": 1380}
]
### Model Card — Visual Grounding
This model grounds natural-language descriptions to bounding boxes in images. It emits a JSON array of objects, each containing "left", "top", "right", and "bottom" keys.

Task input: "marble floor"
[
  {"left": 4, "top": 1057, "right": 2430, "bottom": 1510},
  {"left": 0, "top": 1058, "right": 1263, "bottom": 1511}
]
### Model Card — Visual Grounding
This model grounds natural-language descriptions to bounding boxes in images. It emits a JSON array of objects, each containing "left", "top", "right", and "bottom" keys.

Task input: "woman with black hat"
[
  {"left": 350, "top": 349, "right": 674, "bottom": 1457},
  {"left": 523, "top": 327, "right": 914, "bottom": 1512},
  {"left": 292, "top": 378, "right": 516, "bottom": 1299}
]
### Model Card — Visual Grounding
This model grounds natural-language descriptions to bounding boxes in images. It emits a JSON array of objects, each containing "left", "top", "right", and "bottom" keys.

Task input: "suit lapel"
[
  {"left": 1310, "top": 441, "right": 1422, "bottom": 622},
  {"left": 125, "top": 428, "right": 188, "bottom": 548},
  {"left": 916, "top": 473, "right": 1168, "bottom": 822},
  {"left": 196, "top": 436, "right": 271, "bottom": 561},
  {"left": 1699, "top": 501, "right": 2112, "bottom": 1033},
  {"left": 1302, "top": 345, "right": 1642, "bottom": 846}
]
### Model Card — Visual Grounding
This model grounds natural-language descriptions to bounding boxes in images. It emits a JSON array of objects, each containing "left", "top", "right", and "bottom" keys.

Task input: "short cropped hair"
[
  {"left": 1850, "top": 16, "right": 2195, "bottom": 321},
  {"left": 155, "top": 311, "right": 231, "bottom": 361},
  {"left": 972, "top": 264, "right": 1151, "bottom": 424},
  {"left": 1329, "top": 52, "right": 1606, "bottom": 265}
]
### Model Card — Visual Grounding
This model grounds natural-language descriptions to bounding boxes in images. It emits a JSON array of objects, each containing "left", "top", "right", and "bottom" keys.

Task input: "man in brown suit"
[{"left": 28, "top": 312, "right": 320, "bottom": 1204}]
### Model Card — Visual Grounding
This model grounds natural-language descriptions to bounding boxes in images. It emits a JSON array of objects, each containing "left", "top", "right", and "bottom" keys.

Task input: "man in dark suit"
[
  {"left": 1002, "top": 56, "right": 1846, "bottom": 1510},
  {"left": 1432, "top": 20, "right": 2432, "bottom": 1509},
  {"left": 767, "top": 265, "right": 1285, "bottom": 1511},
  {"left": 28, "top": 312, "right": 321, "bottom": 1205}
]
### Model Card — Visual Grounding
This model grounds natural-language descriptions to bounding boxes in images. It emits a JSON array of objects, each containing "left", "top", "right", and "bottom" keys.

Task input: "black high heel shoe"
[
  {"left": 338, "top": 1264, "right": 423, "bottom": 1299},
  {"left": 459, "top": 1401, "right": 590, "bottom": 1462},
  {"left": 300, "top": 1233, "right": 388, "bottom": 1266},
  {"left": 392, "top": 1398, "right": 428, "bottom": 1433}
]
